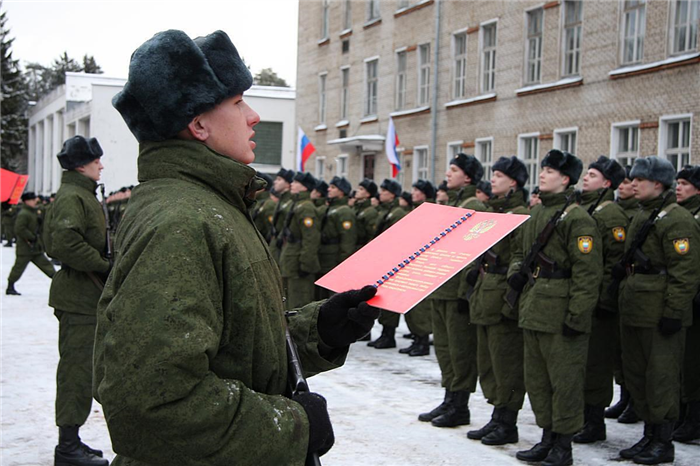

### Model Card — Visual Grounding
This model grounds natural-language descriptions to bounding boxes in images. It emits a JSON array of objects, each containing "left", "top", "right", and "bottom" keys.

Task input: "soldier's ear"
[{"left": 184, "top": 115, "right": 210, "bottom": 142}]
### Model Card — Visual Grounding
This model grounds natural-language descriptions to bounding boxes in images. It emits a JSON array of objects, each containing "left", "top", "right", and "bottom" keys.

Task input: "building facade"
[{"left": 296, "top": 0, "right": 699, "bottom": 192}]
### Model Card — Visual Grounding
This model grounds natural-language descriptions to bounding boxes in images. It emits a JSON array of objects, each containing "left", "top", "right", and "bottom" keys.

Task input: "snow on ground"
[{"left": 1, "top": 246, "right": 697, "bottom": 465}]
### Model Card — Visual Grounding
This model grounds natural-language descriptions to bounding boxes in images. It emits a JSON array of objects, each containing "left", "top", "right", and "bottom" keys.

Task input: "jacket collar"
[
  {"left": 540, "top": 186, "right": 576, "bottom": 208},
  {"left": 489, "top": 188, "right": 526, "bottom": 212},
  {"left": 61, "top": 170, "right": 98, "bottom": 194}
]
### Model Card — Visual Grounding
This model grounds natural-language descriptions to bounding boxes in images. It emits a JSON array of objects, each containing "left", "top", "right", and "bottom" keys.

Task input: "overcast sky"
[{"left": 3, "top": 0, "right": 300, "bottom": 86}]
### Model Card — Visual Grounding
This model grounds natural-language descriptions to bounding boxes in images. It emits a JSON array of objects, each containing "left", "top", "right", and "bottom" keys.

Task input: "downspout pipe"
[{"left": 429, "top": 0, "right": 441, "bottom": 184}]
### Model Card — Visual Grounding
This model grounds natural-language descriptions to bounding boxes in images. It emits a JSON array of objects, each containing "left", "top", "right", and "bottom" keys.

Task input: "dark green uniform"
[
  {"left": 2, "top": 204, "right": 18, "bottom": 245},
  {"left": 470, "top": 189, "right": 528, "bottom": 413},
  {"left": 679, "top": 194, "right": 700, "bottom": 405},
  {"left": 317, "top": 197, "right": 356, "bottom": 299},
  {"left": 94, "top": 140, "right": 346, "bottom": 466},
  {"left": 46, "top": 170, "right": 110, "bottom": 428},
  {"left": 8, "top": 204, "right": 56, "bottom": 285},
  {"left": 353, "top": 198, "right": 378, "bottom": 250},
  {"left": 270, "top": 190, "right": 293, "bottom": 261},
  {"left": 252, "top": 194, "right": 276, "bottom": 241},
  {"left": 404, "top": 199, "right": 434, "bottom": 339},
  {"left": 374, "top": 198, "right": 407, "bottom": 329},
  {"left": 513, "top": 187, "right": 602, "bottom": 435},
  {"left": 279, "top": 191, "right": 321, "bottom": 309},
  {"left": 617, "top": 196, "right": 640, "bottom": 222},
  {"left": 579, "top": 189, "right": 629, "bottom": 409}
]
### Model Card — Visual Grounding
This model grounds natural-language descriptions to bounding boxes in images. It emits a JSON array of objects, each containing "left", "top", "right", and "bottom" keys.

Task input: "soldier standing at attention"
[
  {"left": 251, "top": 172, "right": 275, "bottom": 241},
  {"left": 475, "top": 180, "right": 493, "bottom": 205},
  {"left": 419, "top": 154, "right": 486, "bottom": 428},
  {"left": 573, "top": 156, "right": 629, "bottom": 445},
  {"left": 672, "top": 165, "right": 700, "bottom": 443},
  {"left": 95, "top": 30, "right": 379, "bottom": 465},
  {"left": 509, "top": 150, "right": 601, "bottom": 466},
  {"left": 616, "top": 157, "right": 700, "bottom": 464},
  {"left": 616, "top": 166, "right": 641, "bottom": 223},
  {"left": 311, "top": 179, "right": 328, "bottom": 212},
  {"left": 367, "top": 178, "right": 407, "bottom": 349},
  {"left": 467, "top": 156, "right": 529, "bottom": 446},
  {"left": 269, "top": 168, "right": 295, "bottom": 260},
  {"left": 5, "top": 192, "right": 56, "bottom": 295},
  {"left": 353, "top": 178, "right": 379, "bottom": 250},
  {"left": 44, "top": 136, "right": 109, "bottom": 466}
]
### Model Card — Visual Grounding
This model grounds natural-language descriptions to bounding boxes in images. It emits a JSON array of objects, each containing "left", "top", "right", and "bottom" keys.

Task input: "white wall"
[{"left": 246, "top": 85, "right": 296, "bottom": 173}]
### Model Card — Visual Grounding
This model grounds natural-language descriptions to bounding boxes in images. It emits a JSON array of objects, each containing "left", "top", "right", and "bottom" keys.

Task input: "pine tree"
[
  {"left": 254, "top": 68, "right": 289, "bottom": 87},
  {"left": 82, "top": 54, "right": 103, "bottom": 74},
  {"left": 1, "top": 8, "right": 29, "bottom": 172}
]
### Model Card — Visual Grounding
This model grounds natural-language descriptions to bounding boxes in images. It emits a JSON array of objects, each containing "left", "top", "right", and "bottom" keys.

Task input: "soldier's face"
[
  {"left": 76, "top": 158, "right": 103, "bottom": 182},
  {"left": 446, "top": 165, "right": 469, "bottom": 190},
  {"left": 675, "top": 179, "right": 699, "bottom": 203},
  {"left": 379, "top": 188, "right": 394, "bottom": 203},
  {"left": 491, "top": 170, "right": 516, "bottom": 197},
  {"left": 291, "top": 180, "right": 307, "bottom": 194},
  {"left": 198, "top": 95, "right": 260, "bottom": 164},
  {"left": 539, "top": 167, "right": 569, "bottom": 194},
  {"left": 436, "top": 190, "right": 449, "bottom": 204},
  {"left": 274, "top": 177, "right": 290, "bottom": 193},
  {"left": 24, "top": 198, "right": 40, "bottom": 208},
  {"left": 356, "top": 186, "right": 370, "bottom": 200},
  {"left": 632, "top": 178, "right": 663, "bottom": 201},
  {"left": 411, "top": 187, "right": 426, "bottom": 203},
  {"left": 328, "top": 185, "right": 343, "bottom": 199},
  {"left": 617, "top": 178, "right": 634, "bottom": 200},
  {"left": 582, "top": 168, "right": 610, "bottom": 192}
]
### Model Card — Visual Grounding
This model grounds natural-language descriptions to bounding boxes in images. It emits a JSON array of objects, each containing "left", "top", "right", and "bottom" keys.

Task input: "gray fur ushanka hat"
[
  {"left": 113, "top": 29, "right": 253, "bottom": 143},
  {"left": 630, "top": 156, "right": 675, "bottom": 188}
]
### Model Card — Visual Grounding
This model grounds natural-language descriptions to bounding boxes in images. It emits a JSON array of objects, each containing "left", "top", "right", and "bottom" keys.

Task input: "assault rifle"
[
  {"left": 587, "top": 188, "right": 609, "bottom": 215},
  {"left": 278, "top": 201, "right": 298, "bottom": 249},
  {"left": 505, "top": 190, "right": 577, "bottom": 309}
]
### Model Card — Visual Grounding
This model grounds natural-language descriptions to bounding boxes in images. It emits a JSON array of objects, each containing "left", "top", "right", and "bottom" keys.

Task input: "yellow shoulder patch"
[
  {"left": 267, "top": 215, "right": 273, "bottom": 223},
  {"left": 303, "top": 217, "right": 314, "bottom": 228},
  {"left": 578, "top": 236, "right": 593, "bottom": 254},
  {"left": 342, "top": 220, "right": 353, "bottom": 230},
  {"left": 673, "top": 238, "right": 689, "bottom": 255},
  {"left": 612, "top": 227, "right": 626, "bottom": 242}
]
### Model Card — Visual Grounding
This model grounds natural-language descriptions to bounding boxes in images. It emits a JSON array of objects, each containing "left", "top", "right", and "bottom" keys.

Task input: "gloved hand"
[
  {"left": 658, "top": 317, "right": 682, "bottom": 336},
  {"left": 507, "top": 272, "right": 529, "bottom": 293},
  {"left": 457, "top": 299, "right": 470, "bottom": 314},
  {"left": 611, "top": 262, "right": 626, "bottom": 281},
  {"left": 317, "top": 286, "right": 379, "bottom": 348},
  {"left": 693, "top": 291, "right": 700, "bottom": 315},
  {"left": 562, "top": 323, "right": 584, "bottom": 338},
  {"left": 293, "top": 392, "right": 334, "bottom": 457},
  {"left": 466, "top": 269, "right": 480, "bottom": 287}
]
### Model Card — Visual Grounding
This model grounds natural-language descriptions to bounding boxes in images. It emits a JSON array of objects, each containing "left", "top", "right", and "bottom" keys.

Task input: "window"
[
  {"left": 671, "top": 0, "right": 699, "bottom": 54},
  {"left": 661, "top": 117, "right": 692, "bottom": 170},
  {"left": 518, "top": 134, "right": 540, "bottom": 193},
  {"left": 563, "top": 0, "right": 583, "bottom": 76},
  {"left": 453, "top": 33, "right": 468, "bottom": 99},
  {"left": 342, "top": 40, "right": 350, "bottom": 53},
  {"left": 318, "top": 73, "right": 327, "bottom": 124},
  {"left": 316, "top": 156, "right": 326, "bottom": 181},
  {"left": 398, "top": 0, "right": 410, "bottom": 9},
  {"left": 363, "top": 153, "right": 376, "bottom": 179},
  {"left": 611, "top": 123, "right": 640, "bottom": 167},
  {"left": 337, "top": 155, "right": 348, "bottom": 177},
  {"left": 321, "top": 0, "right": 330, "bottom": 40},
  {"left": 396, "top": 51, "right": 407, "bottom": 110},
  {"left": 554, "top": 128, "right": 578, "bottom": 154},
  {"left": 343, "top": 0, "right": 352, "bottom": 30},
  {"left": 414, "top": 146, "right": 429, "bottom": 182},
  {"left": 481, "top": 23, "right": 497, "bottom": 93},
  {"left": 340, "top": 67, "right": 350, "bottom": 120},
  {"left": 251, "top": 122, "right": 283, "bottom": 165},
  {"left": 622, "top": 0, "right": 646, "bottom": 64},
  {"left": 526, "top": 9, "right": 543, "bottom": 84},
  {"left": 364, "top": 59, "right": 378, "bottom": 116},
  {"left": 418, "top": 43, "right": 431, "bottom": 106},
  {"left": 447, "top": 141, "right": 464, "bottom": 171},
  {"left": 476, "top": 138, "right": 494, "bottom": 179},
  {"left": 367, "top": 0, "right": 381, "bottom": 22}
]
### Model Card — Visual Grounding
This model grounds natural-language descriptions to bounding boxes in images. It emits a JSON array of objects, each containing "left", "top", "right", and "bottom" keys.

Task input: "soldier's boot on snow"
[
  {"left": 6, "top": 282, "right": 20, "bottom": 296},
  {"left": 632, "top": 421, "right": 675, "bottom": 465},
  {"left": 482, "top": 408, "right": 519, "bottom": 445},
  {"left": 398, "top": 340, "right": 416, "bottom": 354},
  {"left": 673, "top": 401, "right": 700, "bottom": 443},
  {"left": 573, "top": 405, "right": 606, "bottom": 443},
  {"left": 408, "top": 335, "right": 430, "bottom": 357},
  {"left": 620, "top": 423, "right": 653, "bottom": 459},
  {"left": 55, "top": 426, "right": 109, "bottom": 466},
  {"left": 618, "top": 398, "right": 640, "bottom": 424},
  {"left": 373, "top": 326, "right": 397, "bottom": 349},
  {"left": 542, "top": 433, "right": 573, "bottom": 466},
  {"left": 418, "top": 390, "right": 453, "bottom": 422},
  {"left": 606, "top": 385, "right": 631, "bottom": 419},
  {"left": 467, "top": 407, "right": 501, "bottom": 440},
  {"left": 403, "top": 332, "right": 415, "bottom": 339},
  {"left": 431, "top": 390, "right": 470, "bottom": 427},
  {"left": 516, "top": 428, "right": 554, "bottom": 462},
  {"left": 4, "top": 240, "right": 13, "bottom": 247}
]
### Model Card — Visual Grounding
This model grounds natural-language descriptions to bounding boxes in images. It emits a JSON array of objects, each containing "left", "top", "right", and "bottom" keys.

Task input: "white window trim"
[
  {"left": 668, "top": 0, "right": 700, "bottom": 55},
  {"left": 363, "top": 57, "right": 380, "bottom": 117},
  {"left": 658, "top": 113, "right": 693, "bottom": 165},
  {"left": 479, "top": 19, "right": 499, "bottom": 94},
  {"left": 518, "top": 132, "right": 541, "bottom": 191},
  {"left": 336, "top": 154, "right": 349, "bottom": 177},
  {"left": 561, "top": 0, "right": 585, "bottom": 77},
  {"left": 553, "top": 127, "right": 579, "bottom": 154},
  {"left": 321, "top": 0, "right": 330, "bottom": 41},
  {"left": 316, "top": 156, "right": 327, "bottom": 181},
  {"left": 618, "top": 0, "right": 647, "bottom": 65},
  {"left": 412, "top": 145, "right": 430, "bottom": 183},
  {"left": 343, "top": 0, "right": 352, "bottom": 32},
  {"left": 446, "top": 140, "right": 464, "bottom": 171},
  {"left": 451, "top": 29, "right": 469, "bottom": 100},
  {"left": 417, "top": 42, "right": 431, "bottom": 106},
  {"left": 523, "top": 5, "right": 545, "bottom": 85},
  {"left": 610, "top": 120, "right": 641, "bottom": 160},
  {"left": 475, "top": 136, "right": 495, "bottom": 178},
  {"left": 318, "top": 72, "right": 328, "bottom": 125},
  {"left": 395, "top": 48, "right": 408, "bottom": 111},
  {"left": 340, "top": 66, "right": 350, "bottom": 120},
  {"left": 366, "top": 0, "right": 381, "bottom": 23}
]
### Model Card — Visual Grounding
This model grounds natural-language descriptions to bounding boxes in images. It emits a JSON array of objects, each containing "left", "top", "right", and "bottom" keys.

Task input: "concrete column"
[
  {"left": 52, "top": 111, "right": 64, "bottom": 192},
  {"left": 27, "top": 125, "right": 36, "bottom": 191},
  {"left": 35, "top": 121, "right": 44, "bottom": 193},
  {"left": 43, "top": 115, "right": 54, "bottom": 194}
]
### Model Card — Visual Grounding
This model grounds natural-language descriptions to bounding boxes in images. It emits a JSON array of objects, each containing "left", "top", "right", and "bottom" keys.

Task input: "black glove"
[
  {"left": 611, "top": 262, "right": 626, "bottom": 281},
  {"left": 658, "top": 317, "right": 682, "bottom": 336},
  {"left": 466, "top": 269, "right": 480, "bottom": 287},
  {"left": 507, "top": 272, "right": 528, "bottom": 293},
  {"left": 457, "top": 299, "right": 470, "bottom": 314},
  {"left": 317, "top": 286, "right": 379, "bottom": 348},
  {"left": 293, "top": 392, "right": 334, "bottom": 457},
  {"left": 693, "top": 291, "right": 700, "bottom": 315},
  {"left": 562, "top": 323, "right": 584, "bottom": 338}
]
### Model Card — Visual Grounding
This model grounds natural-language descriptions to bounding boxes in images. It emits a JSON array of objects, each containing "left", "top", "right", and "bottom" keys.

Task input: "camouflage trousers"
[
  {"left": 431, "top": 299, "right": 478, "bottom": 393},
  {"left": 477, "top": 318, "right": 525, "bottom": 412},
  {"left": 583, "top": 312, "right": 617, "bottom": 408},
  {"left": 8, "top": 253, "right": 55, "bottom": 284},
  {"left": 405, "top": 299, "right": 432, "bottom": 337},
  {"left": 378, "top": 309, "right": 400, "bottom": 328},
  {"left": 54, "top": 310, "right": 96, "bottom": 427}
]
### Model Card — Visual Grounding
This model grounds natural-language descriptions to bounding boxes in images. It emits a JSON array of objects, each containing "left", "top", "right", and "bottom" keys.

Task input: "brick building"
[{"left": 296, "top": 0, "right": 699, "bottom": 192}]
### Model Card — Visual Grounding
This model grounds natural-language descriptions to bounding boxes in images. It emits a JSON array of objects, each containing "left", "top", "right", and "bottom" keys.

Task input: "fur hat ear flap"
[
  {"left": 589, "top": 156, "right": 626, "bottom": 189},
  {"left": 630, "top": 156, "right": 676, "bottom": 188},
  {"left": 676, "top": 165, "right": 700, "bottom": 190},
  {"left": 57, "top": 136, "right": 103, "bottom": 170},
  {"left": 541, "top": 150, "right": 583, "bottom": 186}
]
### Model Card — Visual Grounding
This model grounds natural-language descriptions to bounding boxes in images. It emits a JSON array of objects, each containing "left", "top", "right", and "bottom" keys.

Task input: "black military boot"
[
  {"left": 418, "top": 390, "right": 453, "bottom": 422},
  {"left": 619, "top": 398, "right": 640, "bottom": 423},
  {"left": 673, "top": 401, "right": 700, "bottom": 443},
  {"left": 55, "top": 426, "right": 109, "bottom": 466},
  {"left": 467, "top": 407, "right": 501, "bottom": 440},
  {"left": 398, "top": 340, "right": 416, "bottom": 354},
  {"left": 633, "top": 421, "right": 674, "bottom": 465},
  {"left": 573, "top": 404, "right": 606, "bottom": 443},
  {"left": 408, "top": 335, "right": 430, "bottom": 357},
  {"left": 373, "top": 326, "right": 396, "bottom": 349},
  {"left": 516, "top": 428, "right": 554, "bottom": 462},
  {"left": 620, "top": 423, "right": 653, "bottom": 459},
  {"left": 3, "top": 240, "right": 13, "bottom": 247},
  {"left": 606, "top": 385, "right": 631, "bottom": 419},
  {"left": 402, "top": 332, "right": 415, "bottom": 339},
  {"left": 6, "top": 282, "right": 20, "bottom": 296},
  {"left": 542, "top": 433, "right": 573, "bottom": 466},
  {"left": 431, "top": 390, "right": 470, "bottom": 427},
  {"left": 482, "top": 408, "right": 519, "bottom": 445}
]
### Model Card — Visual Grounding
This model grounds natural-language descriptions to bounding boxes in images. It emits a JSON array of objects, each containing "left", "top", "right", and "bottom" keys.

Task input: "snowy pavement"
[{"left": 1, "top": 246, "right": 697, "bottom": 465}]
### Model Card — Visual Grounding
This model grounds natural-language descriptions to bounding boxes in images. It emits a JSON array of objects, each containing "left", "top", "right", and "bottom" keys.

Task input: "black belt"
[
  {"left": 532, "top": 266, "right": 572, "bottom": 280},
  {"left": 321, "top": 238, "right": 340, "bottom": 245},
  {"left": 482, "top": 264, "right": 508, "bottom": 275}
]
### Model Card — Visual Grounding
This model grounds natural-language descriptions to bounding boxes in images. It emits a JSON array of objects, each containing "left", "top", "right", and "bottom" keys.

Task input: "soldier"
[
  {"left": 251, "top": 172, "right": 276, "bottom": 241},
  {"left": 399, "top": 180, "right": 436, "bottom": 357},
  {"left": 436, "top": 181, "right": 449, "bottom": 205},
  {"left": 2, "top": 201, "right": 18, "bottom": 246},
  {"left": 573, "top": 156, "right": 629, "bottom": 445},
  {"left": 368, "top": 178, "right": 407, "bottom": 349},
  {"left": 5, "top": 192, "right": 56, "bottom": 295},
  {"left": 673, "top": 165, "right": 700, "bottom": 443},
  {"left": 419, "top": 153, "right": 486, "bottom": 428},
  {"left": 96, "top": 30, "right": 379, "bottom": 465},
  {"left": 353, "top": 179, "right": 379, "bottom": 250},
  {"left": 508, "top": 150, "right": 602, "bottom": 466},
  {"left": 311, "top": 179, "right": 328, "bottom": 211},
  {"left": 616, "top": 165, "right": 640, "bottom": 222},
  {"left": 269, "top": 168, "right": 295, "bottom": 260},
  {"left": 279, "top": 172, "right": 322, "bottom": 309},
  {"left": 399, "top": 191, "right": 413, "bottom": 211},
  {"left": 476, "top": 180, "right": 493, "bottom": 204},
  {"left": 529, "top": 186, "right": 542, "bottom": 209},
  {"left": 43, "top": 136, "right": 109, "bottom": 466},
  {"left": 616, "top": 157, "right": 700, "bottom": 464},
  {"left": 466, "top": 156, "right": 529, "bottom": 446}
]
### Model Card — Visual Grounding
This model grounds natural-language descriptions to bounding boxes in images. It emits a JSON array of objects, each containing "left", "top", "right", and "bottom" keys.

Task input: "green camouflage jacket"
[
  {"left": 15, "top": 204, "right": 45, "bottom": 256},
  {"left": 279, "top": 191, "right": 321, "bottom": 279},
  {"left": 353, "top": 199, "right": 378, "bottom": 249},
  {"left": 617, "top": 196, "right": 640, "bottom": 222},
  {"left": 318, "top": 197, "right": 357, "bottom": 274}
]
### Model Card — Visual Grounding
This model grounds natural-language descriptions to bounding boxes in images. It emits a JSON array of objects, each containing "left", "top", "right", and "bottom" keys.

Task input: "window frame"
[
  {"left": 480, "top": 20, "right": 498, "bottom": 94},
  {"left": 475, "top": 137, "right": 494, "bottom": 179},
  {"left": 524, "top": 6, "right": 544, "bottom": 85},
  {"left": 553, "top": 127, "right": 579, "bottom": 155},
  {"left": 610, "top": 121, "right": 641, "bottom": 167},
  {"left": 518, "top": 132, "right": 541, "bottom": 193},
  {"left": 395, "top": 48, "right": 408, "bottom": 111},
  {"left": 321, "top": 0, "right": 330, "bottom": 40},
  {"left": 340, "top": 66, "right": 350, "bottom": 120},
  {"left": 669, "top": 0, "right": 699, "bottom": 55},
  {"left": 659, "top": 114, "right": 693, "bottom": 170},
  {"left": 336, "top": 154, "right": 349, "bottom": 178},
  {"left": 417, "top": 42, "right": 431, "bottom": 106},
  {"left": 452, "top": 30, "right": 468, "bottom": 99},
  {"left": 446, "top": 141, "right": 464, "bottom": 172},
  {"left": 367, "top": 0, "right": 381, "bottom": 22},
  {"left": 343, "top": 0, "right": 353, "bottom": 31},
  {"left": 318, "top": 72, "right": 328, "bottom": 125},
  {"left": 316, "top": 156, "right": 327, "bottom": 181},
  {"left": 562, "top": 0, "right": 584, "bottom": 77},
  {"left": 413, "top": 145, "right": 430, "bottom": 183},
  {"left": 620, "top": 0, "right": 647, "bottom": 65},
  {"left": 363, "top": 57, "right": 380, "bottom": 117}
]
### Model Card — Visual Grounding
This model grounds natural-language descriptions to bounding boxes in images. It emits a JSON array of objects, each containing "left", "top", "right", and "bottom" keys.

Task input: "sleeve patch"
[
  {"left": 673, "top": 238, "right": 689, "bottom": 255},
  {"left": 612, "top": 227, "right": 626, "bottom": 242},
  {"left": 268, "top": 215, "right": 273, "bottom": 223},
  {"left": 342, "top": 221, "right": 353, "bottom": 230},
  {"left": 303, "top": 217, "right": 314, "bottom": 228},
  {"left": 578, "top": 236, "right": 593, "bottom": 254}
]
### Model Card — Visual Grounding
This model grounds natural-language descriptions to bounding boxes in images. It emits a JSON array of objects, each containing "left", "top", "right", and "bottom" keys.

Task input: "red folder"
[{"left": 315, "top": 202, "right": 529, "bottom": 314}]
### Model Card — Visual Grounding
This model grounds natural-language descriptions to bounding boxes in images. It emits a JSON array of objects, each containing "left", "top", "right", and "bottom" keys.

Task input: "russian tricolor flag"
[
  {"left": 385, "top": 117, "right": 401, "bottom": 178},
  {"left": 297, "top": 127, "right": 316, "bottom": 172}
]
